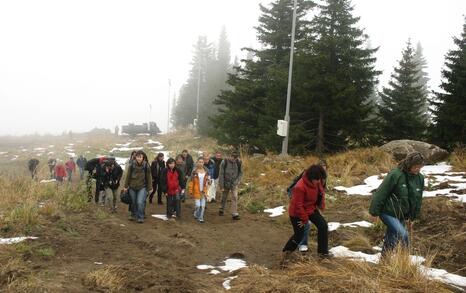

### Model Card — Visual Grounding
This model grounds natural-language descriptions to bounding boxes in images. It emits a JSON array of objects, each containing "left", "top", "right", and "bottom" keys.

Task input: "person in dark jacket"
[
  {"left": 160, "top": 158, "right": 186, "bottom": 219},
  {"left": 28, "top": 158, "right": 40, "bottom": 179},
  {"left": 283, "top": 165, "right": 328, "bottom": 257},
  {"left": 175, "top": 154, "right": 187, "bottom": 202},
  {"left": 218, "top": 152, "right": 243, "bottom": 220},
  {"left": 47, "top": 158, "right": 56, "bottom": 179},
  {"left": 101, "top": 160, "right": 123, "bottom": 212},
  {"left": 181, "top": 150, "right": 194, "bottom": 179},
  {"left": 209, "top": 151, "right": 223, "bottom": 202},
  {"left": 149, "top": 153, "right": 166, "bottom": 205},
  {"left": 369, "top": 152, "right": 425, "bottom": 255},
  {"left": 76, "top": 155, "right": 87, "bottom": 180},
  {"left": 123, "top": 150, "right": 152, "bottom": 223}
]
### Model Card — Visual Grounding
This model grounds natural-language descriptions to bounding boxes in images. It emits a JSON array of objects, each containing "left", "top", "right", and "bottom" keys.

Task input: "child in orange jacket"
[{"left": 188, "top": 157, "right": 210, "bottom": 223}]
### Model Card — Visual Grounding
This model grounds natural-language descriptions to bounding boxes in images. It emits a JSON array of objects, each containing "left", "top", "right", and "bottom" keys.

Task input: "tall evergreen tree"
[
  {"left": 413, "top": 41, "right": 430, "bottom": 123},
  {"left": 431, "top": 19, "right": 466, "bottom": 148},
  {"left": 378, "top": 40, "right": 427, "bottom": 141},
  {"left": 212, "top": 0, "right": 314, "bottom": 152},
  {"left": 295, "top": 0, "right": 380, "bottom": 152}
]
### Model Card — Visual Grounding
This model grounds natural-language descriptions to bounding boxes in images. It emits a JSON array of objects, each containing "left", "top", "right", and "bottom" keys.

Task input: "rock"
[{"left": 380, "top": 140, "right": 449, "bottom": 163}]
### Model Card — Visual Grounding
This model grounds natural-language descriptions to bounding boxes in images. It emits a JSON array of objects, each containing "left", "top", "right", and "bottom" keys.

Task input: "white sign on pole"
[{"left": 277, "top": 120, "right": 288, "bottom": 137}]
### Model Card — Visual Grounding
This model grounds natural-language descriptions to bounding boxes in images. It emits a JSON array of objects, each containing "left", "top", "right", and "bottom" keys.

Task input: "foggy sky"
[{"left": 0, "top": 0, "right": 465, "bottom": 136}]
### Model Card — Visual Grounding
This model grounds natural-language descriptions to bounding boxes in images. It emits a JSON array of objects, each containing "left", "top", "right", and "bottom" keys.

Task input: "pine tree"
[
  {"left": 413, "top": 41, "right": 430, "bottom": 123},
  {"left": 431, "top": 19, "right": 466, "bottom": 148},
  {"left": 378, "top": 40, "right": 427, "bottom": 141},
  {"left": 212, "top": 0, "right": 314, "bottom": 152},
  {"left": 295, "top": 0, "right": 380, "bottom": 152}
]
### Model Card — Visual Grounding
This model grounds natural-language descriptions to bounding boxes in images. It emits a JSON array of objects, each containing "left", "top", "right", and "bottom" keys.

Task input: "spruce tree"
[
  {"left": 413, "top": 42, "right": 430, "bottom": 123},
  {"left": 378, "top": 40, "right": 427, "bottom": 141},
  {"left": 295, "top": 0, "right": 380, "bottom": 152},
  {"left": 431, "top": 19, "right": 466, "bottom": 148}
]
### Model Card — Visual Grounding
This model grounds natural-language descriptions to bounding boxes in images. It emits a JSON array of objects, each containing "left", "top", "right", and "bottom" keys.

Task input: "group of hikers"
[
  {"left": 81, "top": 149, "right": 242, "bottom": 224},
  {"left": 282, "top": 151, "right": 425, "bottom": 261},
  {"left": 27, "top": 155, "right": 87, "bottom": 182},
  {"left": 29, "top": 147, "right": 426, "bottom": 261}
]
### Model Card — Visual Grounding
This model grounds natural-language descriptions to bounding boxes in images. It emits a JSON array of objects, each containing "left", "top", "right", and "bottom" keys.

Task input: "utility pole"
[
  {"left": 196, "top": 61, "right": 201, "bottom": 129},
  {"left": 281, "top": 0, "right": 298, "bottom": 156},
  {"left": 167, "top": 79, "right": 171, "bottom": 133}
]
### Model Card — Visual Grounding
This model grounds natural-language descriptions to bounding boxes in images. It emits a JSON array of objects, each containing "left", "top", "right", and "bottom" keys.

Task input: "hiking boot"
[
  {"left": 199, "top": 219, "right": 205, "bottom": 223},
  {"left": 232, "top": 215, "right": 240, "bottom": 220},
  {"left": 137, "top": 219, "right": 144, "bottom": 224},
  {"left": 298, "top": 245, "right": 308, "bottom": 252},
  {"left": 218, "top": 210, "right": 224, "bottom": 216},
  {"left": 319, "top": 252, "right": 333, "bottom": 259}
]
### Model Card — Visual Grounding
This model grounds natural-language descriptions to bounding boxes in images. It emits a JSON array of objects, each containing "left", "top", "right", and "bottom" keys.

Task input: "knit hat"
[{"left": 398, "top": 152, "right": 425, "bottom": 172}]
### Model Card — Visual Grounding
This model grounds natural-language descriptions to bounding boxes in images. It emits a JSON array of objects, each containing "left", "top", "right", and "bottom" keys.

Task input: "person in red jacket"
[
  {"left": 282, "top": 165, "right": 329, "bottom": 257},
  {"left": 54, "top": 160, "right": 67, "bottom": 183},
  {"left": 65, "top": 157, "right": 76, "bottom": 182}
]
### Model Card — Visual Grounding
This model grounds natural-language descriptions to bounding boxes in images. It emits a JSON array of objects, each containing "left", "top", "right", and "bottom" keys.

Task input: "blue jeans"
[
  {"left": 379, "top": 213, "right": 409, "bottom": 254},
  {"left": 194, "top": 198, "right": 206, "bottom": 221},
  {"left": 79, "top": 167, "right": 84, "bottom": 180},
  {"left": 299, "top": 221, "right": 311, "bottom": 246},
  {"left": 130, "top": 188, "right": 147, "bottom": 221}
]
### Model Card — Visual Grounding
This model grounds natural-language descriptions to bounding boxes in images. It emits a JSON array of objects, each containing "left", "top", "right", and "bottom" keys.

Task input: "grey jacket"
[{"left": 218, "top": 159, "right": 242, "bottom": 189}]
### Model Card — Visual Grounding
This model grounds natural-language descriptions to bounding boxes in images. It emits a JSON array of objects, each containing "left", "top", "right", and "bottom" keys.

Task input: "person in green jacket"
[{"left": 369, "top": 152, "right": 425, "bottom": 254}]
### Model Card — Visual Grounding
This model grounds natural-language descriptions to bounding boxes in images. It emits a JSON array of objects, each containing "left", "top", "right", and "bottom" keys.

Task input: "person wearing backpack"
[
  {"left": 203, "top": 153, "right": 216, "bottom": 202},
  {"left": 54, "top": 160, "right": 66, "bottom": 183},
  {"left": 175, "top": 154, "right": 188, "bottom": 202},
  {"left": 369, "top": 152, "right": 425, "bottom": 255},
  {"left": 76, "top": 155, "right": 87, "bottom": 180},
  {"left": 181, "top": 150, "right": 194, "bottom": 179},
  {"left": 282, "top": 165, "right": 329, "bottom": 258},
  {"left": 298, "top": 160, "right": 328, "bottom": 252},
  {"left": 28, "top": 158, "right": 40, "bottom": 179},
  {"left": 47, "top": 158, "right": 56, "bottom": 179},
  {"left": 218, "top": 151, "right": 242, "bottom": 220},
  {"left": 101, "top": 160, "right": 123, "bottom": 213},
  {"left": 149, "top": 152, "right": 166, "bottom": 205},
  {"left": 209, "top": 151, "right": 223, "bottom": 202},
  {"left": 65, "top": 157, "right": 76, "bottom": 182},
  {"left": 160, "top": 158, "right": 186, "bottom": 219},
  {"left": 123, "top": 150, "right": 152, "bottom": 223},
  {"left": 188, "top": 157, "right": 210, "bottom": 223}
]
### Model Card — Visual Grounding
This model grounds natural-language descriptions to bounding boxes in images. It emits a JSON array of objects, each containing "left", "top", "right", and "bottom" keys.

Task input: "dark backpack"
[
  {"left": 287, "top": 171, "right": 304, "bottom": 198},
  {"left": 223, "top": 159, "right": 242, "bottom": 175}
]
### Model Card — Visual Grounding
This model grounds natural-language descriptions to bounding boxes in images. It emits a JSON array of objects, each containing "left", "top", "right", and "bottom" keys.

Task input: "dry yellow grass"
[
  {"left": 85, "top": 265, "right": 127, "bottom": 292},
  {"left": 450, "top": 147, "right": 466, "bottom": 171}
]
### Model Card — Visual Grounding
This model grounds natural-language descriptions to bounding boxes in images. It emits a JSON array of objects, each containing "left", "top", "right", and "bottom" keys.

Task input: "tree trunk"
[{"left": 316, "top": 110, "right": 324, "bottom": 154}]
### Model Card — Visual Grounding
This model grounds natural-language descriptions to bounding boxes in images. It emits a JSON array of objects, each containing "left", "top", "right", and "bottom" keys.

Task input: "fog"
[{"left": 0, "top": 0, "right": 464, "bottom": 136}]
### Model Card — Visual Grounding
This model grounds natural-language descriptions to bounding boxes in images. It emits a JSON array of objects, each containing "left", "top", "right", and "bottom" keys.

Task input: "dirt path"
[{"left": 29, "top": 198, "right": 289, "bottom": 292}]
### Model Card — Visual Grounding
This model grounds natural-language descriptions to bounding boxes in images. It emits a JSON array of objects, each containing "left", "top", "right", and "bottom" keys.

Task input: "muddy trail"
[{"left": 12, "top": 198, "right": 289, "bottom": 292}]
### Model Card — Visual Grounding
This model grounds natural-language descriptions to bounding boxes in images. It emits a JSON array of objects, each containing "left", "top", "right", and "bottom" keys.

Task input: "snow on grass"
[
  {"left": 34, "top": 147, "right": 45, "bottom": 151},
  {"left": 145, "top": 139, "right": 161, "bottom": 145},
  {"left": 263, "top": 206, "right": 285, "bottom": 217},
  {"left": 421, "top": 162, "right": 452, "bottom": 175},
  {"left": 40, "top": 179, "right": 57, "bottom": 183},
  {"left": 218, "top": 259, "right": 247, "bottom": 273},
  {"left": 0, "top": 151, "right": 7, "bottom": 155},
  {"left": 196, "top": 264, "right": 215, "bottom": 270},
  {"left": 222, "top": 276, "right": 238, "bottom": 290},
  {"left": 115, "top": 157, "right": 127, "bottom": 167},
  {"left": 109, "top": 146, "right": 143, "bottom": 152},
  {"left": 334, "top": 175, "right": 383, "bottom": 196},
  {"left": 328, "top": 221, "right": 373, "bottom": 232},
  {"left": 209, "top": 269, "right": 221, "bottom": 275},
  {"left": 66, "top": 152, "right": 76, "bottom": 158},
  {"left": 151, "top": 145, "right": 165, "bottom": 150},
  {"left": 151, "top": 214, "right": 168, "bottom": 221},
  {"left": 11, "top": 155, "right": 19, "bottom": 161},
  {"left": 115, "top": 141, "right": 133, "bottom": 147},
  {"left": 330, "top": 246, "right": 466, "bottom": 288},
  {"left": 0, "top": 237, "right": 38, "bottom": 245}
]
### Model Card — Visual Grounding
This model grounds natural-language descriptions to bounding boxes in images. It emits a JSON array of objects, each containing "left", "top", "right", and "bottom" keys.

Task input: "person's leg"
[
  {"left": 99, "top": 190, "right": 106, "bottom": 206},
  {"left": 136, "top": 188, "right": 147, "bottom": 222},
  {"left": 212, "top": 179, "right": 218, "bottom": 201},
  {"left": 231, "top": 185, "right": 239, "bottom": 218},
  {"left": 94, "top": 179, "right": 100, "bottom": 203},
  {"left": 219, "top": 189, "right": 229, "bottom": 215},
  {"left": 129, "top": 189, "right": 137, "bottom": 220},
  {"left": 112, "top": 188, "right": 119, "bottom": 211},
  {"left": 283, "top": 217, "right": 305, "bottom": 252},
  {"left": 380, "top": 213, "right": 408, "bottom": 254},
  {"left": 104, "top": 188, "right": 113, "bottom": 210},
  {"left": 299, "top": 221, "right": 311, "bottom": 247},
  {"left": 157, "top": 182, "right": 163, "bottom": 204},
  {"left": 198, "top": 197, "right": 206, "bottom": 222},
  {"left": 194, "top": 199, "right": 201, "bottom": 219},
  {"left": 175, "top": 193, "right": 181, "bottom": 217},
  {"left": 149, "top": 181, "right": 157, "bottom": 203},
  {"left": 309, "top": 210, "right": 329, "bottom": 255},
  {"left": 67, "top": 170, "right": 72, "bottom": 182}
]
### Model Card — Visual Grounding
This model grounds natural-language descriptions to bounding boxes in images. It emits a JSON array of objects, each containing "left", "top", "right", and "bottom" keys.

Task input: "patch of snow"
[
  {"left": 115, "top": 142, "right": 133, "bottom": 147},
  {"left": 222, "top": 276, "right": 238, "bottom": 290},
  {"left": 151, "top": 214, "right": 168, "bottom": 221},
  {"left": 209, "top": 269, "right": 221, "bottom": 275},
  {"left": 334, "top": 175, "right": 383, "bottom": 196},
  {"left": 66, "top": 152, "right": 76, "bottom": 158},
  {"left": 260, "top": 173, "right": 266, "bottom": 176},
  {"left": 0, "top": 151, "right": 7, "bottom": 155},
  {"left": 421, "top": 162, "right": 452, "bottom": 175},
  {"left": 109, "top": 146, "right": 143, "bottom": 152},
  {"left": 145, "top": 140, "right": 161, "bottom": 145},
  {"left": 372, "top": 246, "right": 382, "bottom": 252},
  {"left": 120, "top": 224, "right": 126, "bottom": 227},
  {"left": 151, "top": 145, "right": 165, "bottom": 150},
  {"left": 34, "top": 147, "right": 45, "bottom": 151},
  {"left": 218, "top": 258, "right": 247, "bottom": 273},
  {"left": 0, "top": 237, "right": 38, "bottom": 245},
  {"left": 94, "top": 262, "right": 103, "bottom": 265},
  {"left": 196, "top": 264, "right": 215, "bottom": 270},
  {"left": 264, "top": 206, "right": 285, "bottom": 217},
  {"left": 330, "top": 246, "right": 466, "bottom": 288},
  {"left": 48, "top": 145, "right": 54, "bottom": 148},
  {"left": 48, "top": 152, "right": 54, "bottom": 155},
  {"left": 40, "top": 179, "right": 57, "bottom": 183},
  {"left": 11, "top": 155, "right": 19, "bottom": 161},
  {"left": 21, "top": 149, "right": 28, "bottom": 152},
  {"left": 115, "top": 157, "right": 127, "bottom": 167},
  {"left": 137, "top": 133, "right": 150, "bottom": 136}
]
